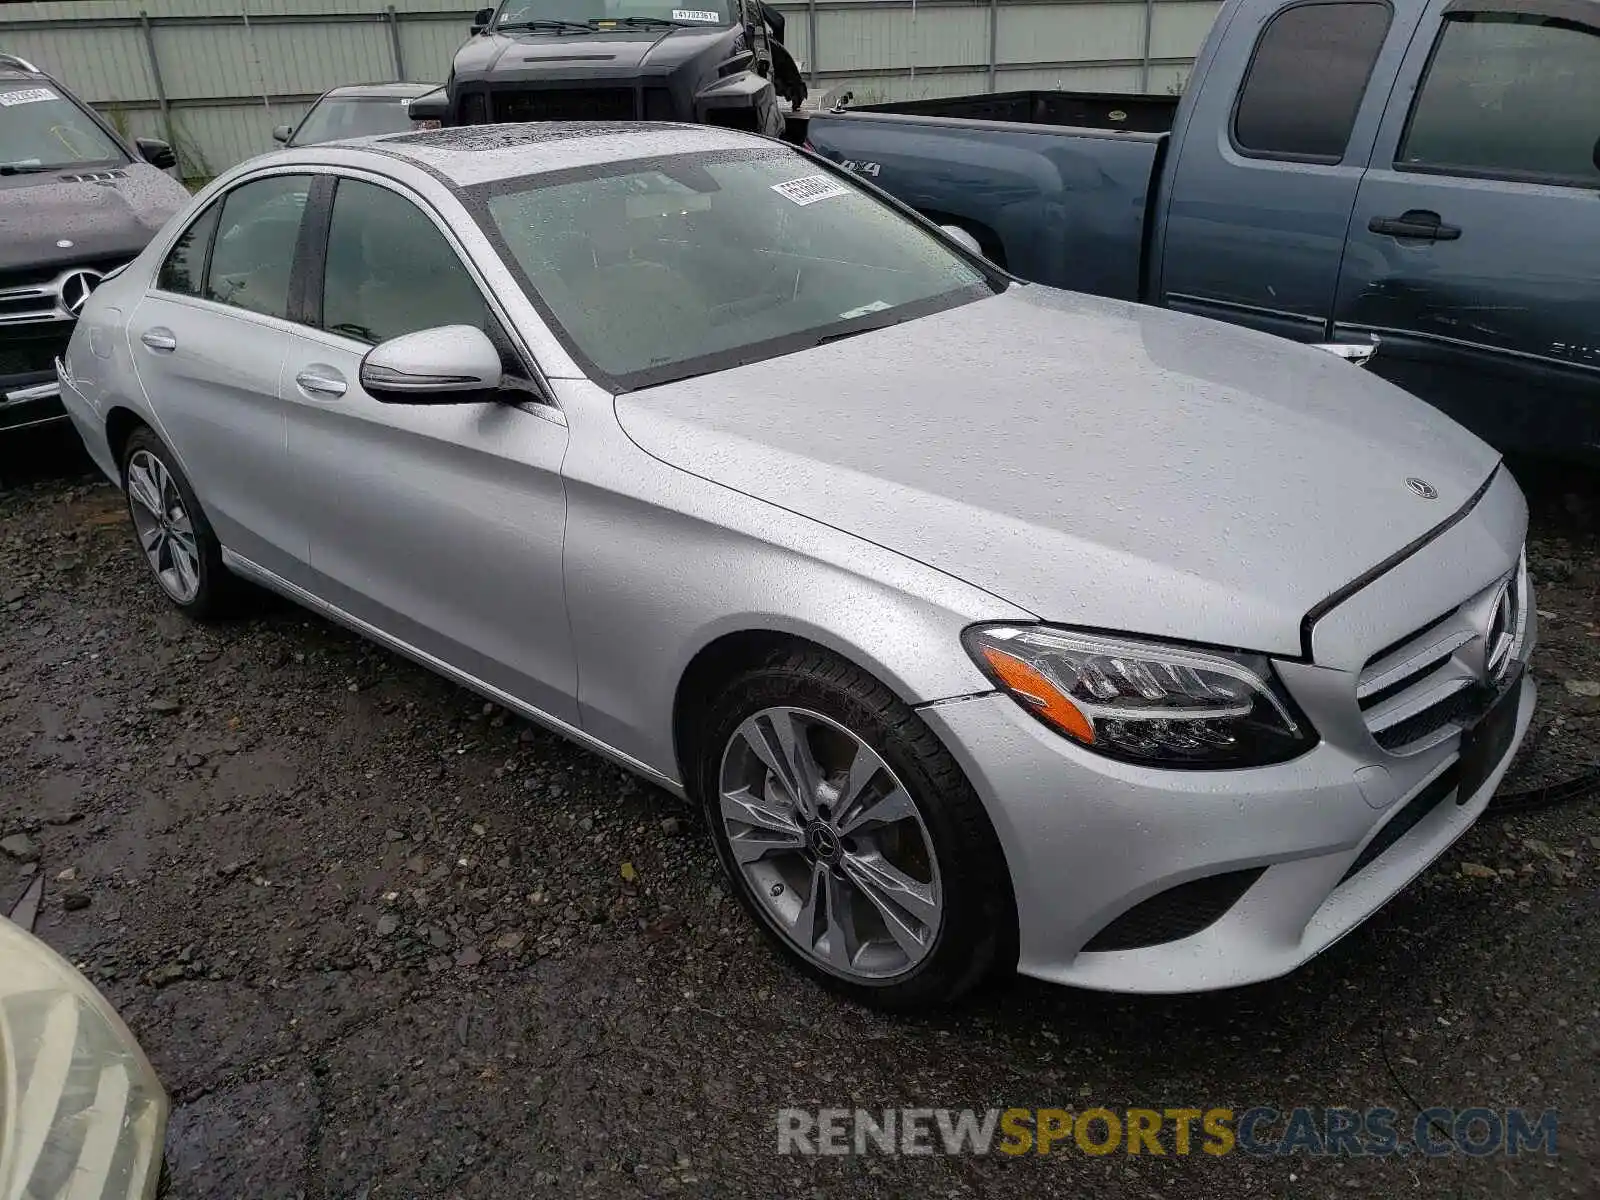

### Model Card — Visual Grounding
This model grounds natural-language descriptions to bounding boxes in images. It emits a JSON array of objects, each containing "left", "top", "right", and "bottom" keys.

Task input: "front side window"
[
  {"left": 157, "top": 202, "right": 221, "bottom": 297},
  {"left": 290, "top": 97, "right": 435, "bottom": 147},
  {"left": 1233, "top": 1, "right": 1393, "bottom": 160},
  {"left": 473, "top": 148, "right": 997, "bottom": 389},
  {"left": 1399, "top": 12, "right": 1600, "bottom": 185},
  {"left": 495, "top": 0, "right": 734, "bottom": 30},
  {"left": 204, "top": 175, "right": 310, "bottom": 320},
  {"left": 0, "top": 82, "right": 126, "bottom": 172},
  {"left": 321, "top": 179, "right": 490, "bottom": 345}
]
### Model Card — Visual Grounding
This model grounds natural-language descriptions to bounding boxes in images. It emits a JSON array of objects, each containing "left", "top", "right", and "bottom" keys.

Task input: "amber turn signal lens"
[{"left": 978, "top": 645, "right": 1095, "bottom": 744}]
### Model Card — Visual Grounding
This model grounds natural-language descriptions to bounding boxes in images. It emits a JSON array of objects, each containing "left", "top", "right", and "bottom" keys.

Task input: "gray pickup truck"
[{"left": 802, "top": 0, "right": 1600, "bottom": 463}]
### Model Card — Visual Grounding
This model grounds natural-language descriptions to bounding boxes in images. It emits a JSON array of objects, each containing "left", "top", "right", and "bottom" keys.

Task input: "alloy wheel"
[
  {"left": 126, "top": 449, "right": 201, "bottom": 604},
  {"left": 718, "top": 706, "right": 943, "bottom": 980}
]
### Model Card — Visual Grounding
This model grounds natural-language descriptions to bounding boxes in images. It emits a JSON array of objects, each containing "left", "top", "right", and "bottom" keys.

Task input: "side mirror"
[
  {"left": 407, "top": 88, "right": 448, "bottom": 123},
  {"left": 272, "top": 124, "right": 292, "bottom": 144},
  {"left": 135, "top": 137, "right": 177, "bottom": 170},
  {"left": 471, "top": 6, "right": 494, "bottom": 33},
  {"left": 940, "top": 224, "right": 983, "bottom": 256},
  {"left": 360, "top": 325, "right": 503, "bottom": 403},
  {"left": 1592, "top": 134, "right": 1600, "bottom": 173}
]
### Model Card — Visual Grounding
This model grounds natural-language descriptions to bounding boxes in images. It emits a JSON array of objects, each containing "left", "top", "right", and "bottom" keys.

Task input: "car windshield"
[
  {"left": 0, "top": 83, "right": 126, "bottom": 171},
  {"left": 292, "top": 97, "right": 434, "bottom": 146},
  {"left": 474, "top": 148, "right": 1000, "bottom": 390},
  {"left": 495, "top": 0, "right": 734, "bottom": 29}
]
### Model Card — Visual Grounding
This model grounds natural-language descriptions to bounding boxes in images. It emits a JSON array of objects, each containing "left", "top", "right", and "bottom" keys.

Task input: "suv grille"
[
  {"left": 0, "top": 324, "right": 72, "bottom": 385},
  {"left": 1356, "top": 553, "right": 1529, "bottom": 753},
  {"left": 492, "top": 88, "right": 638, "bottom": 122}
]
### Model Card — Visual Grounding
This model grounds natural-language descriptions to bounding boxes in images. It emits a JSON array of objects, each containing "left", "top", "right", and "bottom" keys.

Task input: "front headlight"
[
  {"left": 0, "top": 917, "right": 167, "bottom": 1200},
  {"left": 963, "top": 625, "right": 1316, "bottom": 768}
]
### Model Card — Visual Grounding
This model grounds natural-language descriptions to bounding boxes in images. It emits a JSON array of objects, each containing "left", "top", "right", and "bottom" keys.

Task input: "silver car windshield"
[
  {"left": 292, "top": 97, "right": 428, "bottom": 146},
  {"left": 475, "top": 149, "right": 999, "bottom": 390},
  {"left": 0, "top": 84, "right": 126, "bottom": 172}
]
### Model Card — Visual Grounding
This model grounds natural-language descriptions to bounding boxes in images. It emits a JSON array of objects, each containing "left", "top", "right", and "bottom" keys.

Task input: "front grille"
[
  {"left": 0, "top": 324, "right": 72, "bottom": 383},
  {"left": 1356, "top": 555, "right": 1529, "bottom": 754},
  {"left": 492, "top": 88, "right": 638, "bottom": 122},
  {"left": 1082, "top": 868, "right": 1265, "bottom": 951},
  {"left": 1339, "top": 763, "right": 1459, "bottom": 884},
  {"left": 0, "top": 256, "right": 129, "bottom": 294}
]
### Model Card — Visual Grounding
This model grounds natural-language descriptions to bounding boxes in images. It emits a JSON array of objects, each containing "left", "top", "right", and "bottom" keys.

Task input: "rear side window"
[
  {"left": 203, "top": 174, "right": 310, "bottom": 320},
  {"left": 1398, "top": 12, "right": 1600, "bottom": 185},
  {"left": 1233, "top": 1, "right": 1393, "bottom": 161},
  {"left": 156, "top": 202, "right": 220, "bottom": 296}
]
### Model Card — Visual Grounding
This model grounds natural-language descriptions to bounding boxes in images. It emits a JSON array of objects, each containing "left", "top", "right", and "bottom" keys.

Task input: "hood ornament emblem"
[
  {"left": 57, "top": 268, "right": 103, "bottom": 317},
  {"left": 1405, "top": 477, "right": 1439, "bottom": 500}
]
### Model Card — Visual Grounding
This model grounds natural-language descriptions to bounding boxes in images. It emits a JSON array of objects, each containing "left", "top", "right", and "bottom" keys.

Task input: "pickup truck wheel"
[{"left": 696, "top": 647, "right": 1013, "bottom": 1010}]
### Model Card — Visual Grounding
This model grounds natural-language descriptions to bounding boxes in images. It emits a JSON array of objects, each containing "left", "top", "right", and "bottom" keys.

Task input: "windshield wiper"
[
  {"left": 814, "top": 316, "right": 906, "bottom": 347},
  {"left": 0, "top": 163, "right": 55, "bottom": 176},
  {"left": 594, "top": 15, "right": 696, "bottom": 27},
  {"left": 496, "top": 18, "right": 594, "bottom": 33}
]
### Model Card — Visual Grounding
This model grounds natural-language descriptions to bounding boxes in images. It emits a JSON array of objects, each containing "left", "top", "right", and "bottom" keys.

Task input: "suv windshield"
[
  {"left": 0, "top": 82, "right": 126, "bottom": 171},
  {"left": 495, "top": 0, "right": 734, "bottom": 29},
  {"left": 292, "top": 96, "right": 434, "bottom": 146},
  {"left": 474, "top": 147, "right": 1000, "bottom": 390}
]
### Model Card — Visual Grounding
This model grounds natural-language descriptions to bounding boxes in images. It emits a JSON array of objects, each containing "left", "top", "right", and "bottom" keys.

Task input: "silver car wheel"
[
  {"left": 126, "top": 449, "right": 201, "bottom": 603},
  {"left": 719, "top": 706, "right": 943, "bottom": 980}
]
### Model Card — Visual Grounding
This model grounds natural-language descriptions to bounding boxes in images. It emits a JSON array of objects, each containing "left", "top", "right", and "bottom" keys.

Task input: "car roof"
[
  {"left": 0, "top": 66, "right": 45, "bottom": 84},
  {"left": 321, "top": 121, "right": 781, "bottom": 188},
  {"left": 318, "top": 82, "right": 441, "bottom": 100}
]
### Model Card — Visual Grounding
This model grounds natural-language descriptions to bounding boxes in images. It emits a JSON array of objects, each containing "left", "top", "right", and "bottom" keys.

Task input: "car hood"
[
  {"left": 0, "top": 165, "right": 190, "bottom": 274},
  {"left": 614, "top": 286, "right": 1502, "bottom": 656},
  {"left": 458, "top": 26, "right": 729, "bottom": 79}
]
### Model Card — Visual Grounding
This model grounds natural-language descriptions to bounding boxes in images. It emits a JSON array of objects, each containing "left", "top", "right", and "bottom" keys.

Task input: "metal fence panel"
[{"left": 0, "top": 0, "right": 1219, "bottom": 179}]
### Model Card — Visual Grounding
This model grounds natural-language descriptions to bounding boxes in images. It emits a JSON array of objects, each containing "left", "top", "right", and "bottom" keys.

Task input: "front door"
[
  {"left": 1333, "top": 0, "right": 1600, "bottom": 457},
  {"left": 280, "top": 174, "right": 578, "bottom": 723},
  {"left": 128, "top": 172, "right": 314, "bottom": 583}
]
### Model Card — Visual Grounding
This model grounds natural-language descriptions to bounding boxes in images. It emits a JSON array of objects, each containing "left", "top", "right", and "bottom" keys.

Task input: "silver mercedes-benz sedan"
[{"left": 56, "top": 122, "right": 1535, "bottom": 1009}]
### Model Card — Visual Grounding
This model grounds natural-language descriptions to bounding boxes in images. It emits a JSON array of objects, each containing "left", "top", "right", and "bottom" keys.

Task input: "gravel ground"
[{"left": 2, "top": 429, "right": 1597, "bottom": 1199}]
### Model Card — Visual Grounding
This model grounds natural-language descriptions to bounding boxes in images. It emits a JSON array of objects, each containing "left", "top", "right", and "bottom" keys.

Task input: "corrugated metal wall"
[{"left": 0, "top": 0, "right": 1218, "bottom": 178}]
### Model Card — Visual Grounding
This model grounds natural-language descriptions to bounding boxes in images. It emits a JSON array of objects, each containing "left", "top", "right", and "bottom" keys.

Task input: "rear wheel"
[
  {"left": 121, "top": 427, "right": 240, "bottom": 618},
  {"left": 696, "top": 647, "right": 1013, "bottom": 1009}
]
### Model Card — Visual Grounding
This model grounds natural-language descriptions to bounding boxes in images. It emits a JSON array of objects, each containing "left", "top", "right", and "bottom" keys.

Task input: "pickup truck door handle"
[
  {"left": 1368, "top": 210, "right": 1462, "bottom": 241},
  {"left": 139, "top": 328, "right": 177, "bottom": 352},
  {"left": 295, "top": 367, "right": 347, "bottom": 399}
]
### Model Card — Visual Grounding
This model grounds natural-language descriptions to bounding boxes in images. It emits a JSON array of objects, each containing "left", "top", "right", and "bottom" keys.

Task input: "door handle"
[
  {"left": 295, "top": 367, "right": 347, "bottom": 399},
  {"left": 139, "top": 328, "right": 177, "bottom": 352},
  {"left": 1368, "top": 210, "right": 1461, "bottom": 241}
]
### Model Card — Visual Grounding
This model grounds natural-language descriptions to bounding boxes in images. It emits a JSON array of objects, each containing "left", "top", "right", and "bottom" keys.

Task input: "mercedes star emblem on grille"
[
  {"left": 58, "top": 269, "right": 104, "bottom": 317},
  {"left": 1405, "top": 477, "right": 1439, "bottom": 499}
]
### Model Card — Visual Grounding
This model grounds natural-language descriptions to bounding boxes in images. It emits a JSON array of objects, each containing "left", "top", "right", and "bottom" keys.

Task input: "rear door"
[
  {"left": 1332, "top": 0, "right": 1600, "bottom": 457},
  {"left": 279, "top": 173, "right": 578, "bottom": 723},
  {"left": 129, "top": 172, "right": 313, "bottom": 584},
  {"left": 1154, "top": 0, "right": 1402, "bottom": 341}
]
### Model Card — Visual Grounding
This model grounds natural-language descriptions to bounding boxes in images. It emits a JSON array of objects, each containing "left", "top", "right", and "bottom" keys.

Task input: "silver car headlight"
[
  {"left": 963, "top": 625, "right": 1317, "bottom": 768},
  {"left": 0, "top": 917, "right": 167, "bottom": 1200}
]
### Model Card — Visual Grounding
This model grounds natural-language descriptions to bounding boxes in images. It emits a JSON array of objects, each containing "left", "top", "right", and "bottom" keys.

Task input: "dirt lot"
[{"left": 2, "top": 431, "right": 1597, "bottom": 1199}]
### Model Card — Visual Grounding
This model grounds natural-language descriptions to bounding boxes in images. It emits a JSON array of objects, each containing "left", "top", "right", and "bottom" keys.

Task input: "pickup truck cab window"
[
  {"left": 1232, "top": 0, "right": 1394, "bottom": 161},
  {"left": 1398, "top": 11, "right": 1600, "bottom": 186}
]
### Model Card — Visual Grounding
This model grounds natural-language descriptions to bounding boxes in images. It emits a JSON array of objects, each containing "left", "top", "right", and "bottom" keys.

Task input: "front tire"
[
  {"left": 695, "top": 647, "right": 1014, "bottom": 1009},
  {"left": 121, "top": 427, "right": 239, "bottom": 619}
]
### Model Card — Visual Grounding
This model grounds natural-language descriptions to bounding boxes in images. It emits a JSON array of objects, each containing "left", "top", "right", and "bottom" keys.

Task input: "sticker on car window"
[
  {"left": 839, "top": 300, "right": 891, "bottom": 319},
  {"left": 770, "top": 175, "right": 851, "bottom": 206},
  {"left": 0, "top": 87, "right": 59, "bottom": 107},
  {"left": 672, "top": 8, "right": 722, "bottom": 19}
]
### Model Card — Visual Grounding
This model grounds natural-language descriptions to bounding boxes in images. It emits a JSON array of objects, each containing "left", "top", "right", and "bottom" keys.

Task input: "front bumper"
[
  {"left": 1, "top": 376, "right": 66, "bottom": 433},
  {"left": 922, "top": 671, "right": 1535, "bottom": 993}
]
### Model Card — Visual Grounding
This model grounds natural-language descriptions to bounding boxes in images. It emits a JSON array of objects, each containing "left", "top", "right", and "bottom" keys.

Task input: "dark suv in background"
[{"left": 1, "top": 52, "right": 189, "bottom": 436}]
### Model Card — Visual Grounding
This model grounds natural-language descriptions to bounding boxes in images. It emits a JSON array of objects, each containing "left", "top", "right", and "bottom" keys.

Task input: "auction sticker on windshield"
[
  {"left": 672, "top": 9, "right": 722, "bottom": 19},
  {"left": 0, "top": 88, "right": 59, "bottom": 106},
  {"left": 771, "top": 175, "right": 852, "bottom": 206}
]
